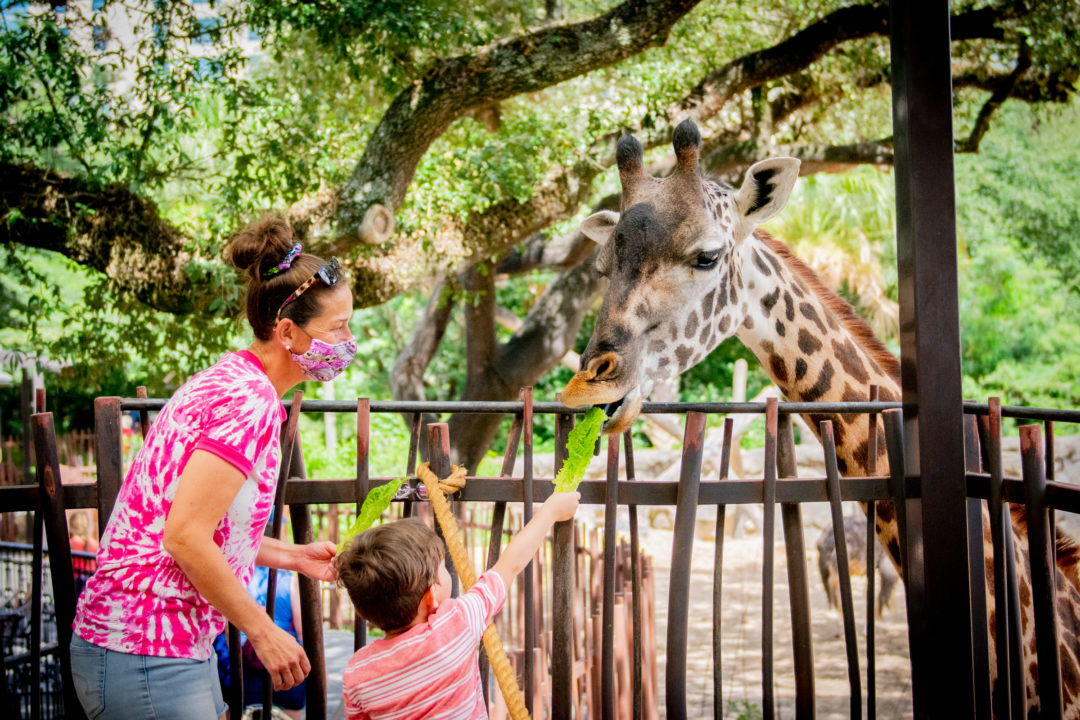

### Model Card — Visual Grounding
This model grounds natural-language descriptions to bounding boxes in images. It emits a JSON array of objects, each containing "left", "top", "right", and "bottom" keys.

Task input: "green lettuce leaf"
[
  {"left": 338, "top": 478, "right": 404, "bottom": 553},
  {"left": 553, "top": 407, "right": 607, "bottom": 493}
]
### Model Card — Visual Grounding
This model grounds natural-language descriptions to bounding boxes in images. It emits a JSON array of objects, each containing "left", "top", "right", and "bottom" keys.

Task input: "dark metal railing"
[{"left": 2, "top": 389, "right": 1079, "bottom": 720}]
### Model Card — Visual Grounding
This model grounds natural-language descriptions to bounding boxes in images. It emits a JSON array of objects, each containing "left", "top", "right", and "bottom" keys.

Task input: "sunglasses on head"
[{"left": 275, "top": 257, "right": 342, "bottom": 324}]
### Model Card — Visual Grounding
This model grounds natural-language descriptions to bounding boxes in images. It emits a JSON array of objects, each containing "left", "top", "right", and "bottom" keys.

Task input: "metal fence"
[{"left": 2, "top": 390, "right": 1079, "bottom": 719}]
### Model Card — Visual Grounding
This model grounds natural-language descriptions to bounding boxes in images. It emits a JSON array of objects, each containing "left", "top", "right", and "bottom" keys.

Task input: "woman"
[{"left": 70, "top": 216, "right": 357, "bottom": 719}]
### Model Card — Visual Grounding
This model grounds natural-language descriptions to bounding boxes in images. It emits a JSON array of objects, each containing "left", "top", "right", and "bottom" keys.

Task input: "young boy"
[{"left": 335, "top": 491, "right": 580, "bottom": 719}]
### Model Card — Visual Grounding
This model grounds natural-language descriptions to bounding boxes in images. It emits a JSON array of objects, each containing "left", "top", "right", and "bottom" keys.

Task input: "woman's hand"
[
  {"left": 296, "top": 541, "right": 337, "bottom": 581},
  {"left": 248, "top": 624, "right": 311, "bottom": 691}
]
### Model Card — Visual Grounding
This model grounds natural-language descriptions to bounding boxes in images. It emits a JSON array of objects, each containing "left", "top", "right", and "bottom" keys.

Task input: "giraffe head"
[{"left": 561, "top": 119, "right": 800, "bottom": 433}]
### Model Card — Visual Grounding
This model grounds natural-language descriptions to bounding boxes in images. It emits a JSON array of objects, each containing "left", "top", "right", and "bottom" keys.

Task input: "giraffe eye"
[{"left": 693, "top": 250, "right": 720, "bottom": 270}]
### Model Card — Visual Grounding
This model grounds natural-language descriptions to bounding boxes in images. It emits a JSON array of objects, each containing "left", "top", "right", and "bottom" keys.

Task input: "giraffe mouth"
[{"left": 593, "top": 387, "right": 642, "bottom": 434}]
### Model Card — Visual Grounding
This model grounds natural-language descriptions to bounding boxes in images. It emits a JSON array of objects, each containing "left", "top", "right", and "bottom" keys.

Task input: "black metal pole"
[{"left": 890, "top": 0, "right": 975, "bottom": 716}]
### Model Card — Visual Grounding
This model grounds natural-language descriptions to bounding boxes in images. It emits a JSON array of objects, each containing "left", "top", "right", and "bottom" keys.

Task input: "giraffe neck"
[{"left": 731, "top": 232, "right": 900, "bottom": 473}]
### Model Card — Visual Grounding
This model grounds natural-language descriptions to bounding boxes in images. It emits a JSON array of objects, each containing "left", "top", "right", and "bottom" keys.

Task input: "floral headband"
[{"left": 264, "top": 243, "right": 303, "bottom": 277}]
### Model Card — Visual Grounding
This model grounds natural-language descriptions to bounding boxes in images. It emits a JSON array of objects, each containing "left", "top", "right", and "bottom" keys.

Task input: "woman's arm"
[
  {"left": 162, "top": 450, "right": 309, "bottom": 691},
  {"left": 256, "top": 536, "right": 337, "bottom": 580}
]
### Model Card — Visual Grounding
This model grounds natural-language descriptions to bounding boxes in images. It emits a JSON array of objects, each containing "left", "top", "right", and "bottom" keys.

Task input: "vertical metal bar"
[
  {"left": 761, "top": 399, "right": 778, "bottom": 720},
  {"left": 287, "top": 448, "right": 327, "bottom": 720},
  {"left": 479, "top": 412, "right": 523, "bottom": 700},
  {"left": 228, "top": 622, "right": 244, "bottom": 717},
  {"left": 551, "top": 411, "right": 574, "bottom": 720},
  {"left": 521, "top": 387, "right": 535, "bottom": 715},
  {"left": 601, "top": 434, "right": 620, "bottom": 720},
  {"left": 31, "top": 501, "right": 43, "bottom": 720},
  {"left": 263, "top": 391, "right": 302, "bottom": 717},
  {"left": 403, "top": 412, "right": 421, "bottom": 518},
  {"left": 32, "top": 413, "right": 86, "bottom": 720},
  {"left": 822, "top": 420, "right": 862, "bottom": 720},
  {"left": 984, "top": 399, "right": 1014, "bottom": 720},
  {"left": 1020, "top": 424, "right": 1063, "bottom": 718},
  {"left": 713, "top": 418, "right": 734, "bottom": 720},
  {"left": 964, "top": 415, "right": 992, "bottom": 719},
  {"left": 777, "top": 413, "right": 814, "bottom": 720},
  {"left": 890, "top": 0, "right": 973, "bottom": 713},
  {"left": 21, "top": 367, "right": 32, "bottom": 485},
  {"left": 624, "top": 429, "right": 643, "bottom": 720},
  {"left": 135, "top": 386, "right": 151, "bottom": 440},
  {"left": 866, "top": 386, "right": 879, "bottom": 720},
  {"left": 427, "top": 421, "right": 457, "bottom": 599},
  {"left": 1045, "top": 420, "right": 1056, "bottom": 566},
  {"left": 93, "top": 397, "right": 123, "bottom": 538},
  {"left": 354, "top": 398, "right": 371, "bottom": 651},
  {"left": 665, "top": 411, "right": 706, "bottom": 720}
]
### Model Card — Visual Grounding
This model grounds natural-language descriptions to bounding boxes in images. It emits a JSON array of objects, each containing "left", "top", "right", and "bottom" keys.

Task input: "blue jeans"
[{"left": 70, "top": 634, "right": 226, "bottom": 719}]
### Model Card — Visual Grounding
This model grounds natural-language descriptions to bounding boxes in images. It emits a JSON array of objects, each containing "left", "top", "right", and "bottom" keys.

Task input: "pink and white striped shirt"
[
  {"left": 73, "top": 350, "right": 285, "bottom": 661},
  {"left": 343, "top": 570, "right": 507, "bottom": 720}
]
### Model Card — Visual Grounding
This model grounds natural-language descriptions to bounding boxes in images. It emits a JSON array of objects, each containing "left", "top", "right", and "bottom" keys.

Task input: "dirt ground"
[{"left": 635, "top": 502, "right": 913, "bottom": 720}]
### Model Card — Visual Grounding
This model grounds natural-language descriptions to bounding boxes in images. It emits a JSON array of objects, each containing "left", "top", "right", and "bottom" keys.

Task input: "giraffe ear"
[
  {"left": 733, "top": 157, "right": 801, "bottom": 239},
  {"left": 580, "top": 210, "right": 620, "bottom": 246}
]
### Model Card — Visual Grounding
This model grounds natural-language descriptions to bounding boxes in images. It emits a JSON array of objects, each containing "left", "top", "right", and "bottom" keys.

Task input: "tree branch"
[
  {"left": 333, "top": 0, "right": 704, "bottom": 232},
  {"left": 956, "top": 42, "right": 1033, "bottom": 154},
  {"left": 389, "top": 280, "right": 457, "bottom": 403}
]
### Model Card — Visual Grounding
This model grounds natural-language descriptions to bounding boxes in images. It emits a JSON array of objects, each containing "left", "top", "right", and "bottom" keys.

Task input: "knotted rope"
[{"left": 415, "top": 462, "right": 530, "bottom": 720}]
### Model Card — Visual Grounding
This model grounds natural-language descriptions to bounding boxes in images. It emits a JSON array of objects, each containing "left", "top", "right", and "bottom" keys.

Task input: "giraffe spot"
[
  {"left": 729, "top": 282, "right": 737, "bottom": 305},
  {"left": 791, "top": 281, "right": 805, "bottom": 298},
  {"left": 842, "top": 384, "right": 863, "bottom": 403},
  {"left": 658, "top": 357, "right": 669, "bottom": 368},
  {"left": 802, "top": 361, "right": 835, "bottom": 402},
  {"left": 795, "top": 358, "right": 808, "bottom": 380},
  {"left": 701, "top": 289, "right": 716, "bottom": 317},
  {"left": 770, "top": 354, "right": 789, "bottom": 384},
  {"left": 876, "top": 501, "right": 895, "bottom": 524},
  {"left": 718, "top": 316, "right": 731, "bottom": 334},
  {"left": 832, "top": 338, "right": 871, "bottom": 384},
  {"left": 784, "top": 291, "right": 795, "bottom": 321},
  {"left": 718, "top": 276, "right": 730, "bottom": 306},
  {"left": 797, "top": 328, "right": 822, "bottom": 355},
  {"left": 761, "top": 288, "right": 780, "bottom": 315},
  {"left": 675, "top": 345, "right": 693, "bottom": 367},
  {"left": 988, "top": 609, "right": 997, "bottom": 643},
  {"left": 752, "top": 250, "right": 772, "bottom": 276},
  {"left": 764, "top": 251, "right": 784, "bottom": 275},
  {"left": 837, "top": 457, "right": 848, "bottom": 474},
  {"left": 878, "top": 387, "right": 898, "bottom": 402},
  {"left": 775, "top": 320, "right": 786, "bottom": 337},
  {"left": 670, "top": 324, "right": 679, "bottom": 341},
  {"left": 1019, "top": 575, "right": 1031, "bottom": 606},
  {"left": 887, "top": 536, "right": 902, "bottom": 565},
  {"left": 1062, "top": 652, "right": 1080, "bottom": 696},
  {"left": 826, "top": 312, "right": 839, "bottom": 331},
  {"left": 743, "top": 315, "right": 755, "bottom": 330},
  {"left": 747, "top": 280, "right": 755, "bottom": 290},
  {"left": 649, "top": 339, "right": 666, "bottom": 354},
  {"left": 700, "top": 326, "right": 712, "bottom": 345},
  {"left": 741, "top": 302, "right": 748, "bottom": 315},
  {"left": 853, "top": 439, "right": 870, "bottom": 470},
  {"left": 685, "top": 311, "right": 699, "bottom": 339},
  {"left": 635, "top": 303, "right": 649, "bottom": 320},
  {"left": 800, "top": 302, "right": 827, "bottom": 334},
  {"left": 760, "top": 340, "right": 775, "bottom": 355}
]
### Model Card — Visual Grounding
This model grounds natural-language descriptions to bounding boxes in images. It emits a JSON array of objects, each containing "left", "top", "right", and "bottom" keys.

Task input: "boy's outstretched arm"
[{"left": 492, "top": 492, "right": 580, "bottom": 590}]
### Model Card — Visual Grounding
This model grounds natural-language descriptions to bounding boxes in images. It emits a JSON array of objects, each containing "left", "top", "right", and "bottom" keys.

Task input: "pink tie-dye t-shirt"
[{"left": 73, "top": 351, "right": 286, "bottom": 661}]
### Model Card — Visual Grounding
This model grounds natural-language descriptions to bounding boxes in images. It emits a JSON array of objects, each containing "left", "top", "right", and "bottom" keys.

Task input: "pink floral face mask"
[{"left": 291, "top": 337, "right": 357, "bottom": 382}]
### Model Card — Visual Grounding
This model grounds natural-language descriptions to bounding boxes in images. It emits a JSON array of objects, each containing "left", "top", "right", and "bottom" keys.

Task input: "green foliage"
[
  {"left": 337, "top": 477, "right": 404, "bottom": 552},
  {"left": 553, "top": 407, "right": 605, "bottom": 492},
  {"left": 726, "top": 700, "right": 763, "bottom": 720}
]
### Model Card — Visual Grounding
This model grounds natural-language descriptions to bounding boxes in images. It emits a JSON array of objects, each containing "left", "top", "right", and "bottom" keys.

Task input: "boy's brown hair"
[{"left": 334, "top": 519, "right": 445, "bottom": 631}]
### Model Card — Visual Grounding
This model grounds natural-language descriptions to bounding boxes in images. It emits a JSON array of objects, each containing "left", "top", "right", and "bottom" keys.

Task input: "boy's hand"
[{"left": 542, "top": 491, "right": 580, "bottom": 522}]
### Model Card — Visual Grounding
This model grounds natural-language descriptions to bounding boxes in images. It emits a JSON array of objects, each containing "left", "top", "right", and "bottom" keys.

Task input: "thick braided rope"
[{"left": 416, "top": 462, "right": 530, "bottom": 720}]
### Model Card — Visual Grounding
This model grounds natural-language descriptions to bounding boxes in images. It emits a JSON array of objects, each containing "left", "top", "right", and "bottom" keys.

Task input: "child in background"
[{"left": 335, "top": 491, "right": 580, "bottom": 720}]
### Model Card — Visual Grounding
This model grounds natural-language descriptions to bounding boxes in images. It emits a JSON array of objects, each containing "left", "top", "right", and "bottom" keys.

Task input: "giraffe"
[{"left": 559, "top": 118, "right": 1080, "bottom": 717}]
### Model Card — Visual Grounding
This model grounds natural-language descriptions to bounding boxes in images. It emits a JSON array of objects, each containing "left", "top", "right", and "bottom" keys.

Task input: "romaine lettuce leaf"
[
  {"left": 338, "top": 478, "right": 404, "bottom": 552},
  {"left": 553, "top": 407, "right": 606, "bottom": 493}
]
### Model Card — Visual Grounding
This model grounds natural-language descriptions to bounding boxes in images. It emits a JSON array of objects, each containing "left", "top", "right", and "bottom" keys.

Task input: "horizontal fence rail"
[{"left": 1, "top": 394, "right": 1079, "bottom": 720}]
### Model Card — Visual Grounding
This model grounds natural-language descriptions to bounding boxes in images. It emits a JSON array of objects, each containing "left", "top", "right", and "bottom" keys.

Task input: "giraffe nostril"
[{"left": 595, "top": 360, "right": 611, "bottom": 378}]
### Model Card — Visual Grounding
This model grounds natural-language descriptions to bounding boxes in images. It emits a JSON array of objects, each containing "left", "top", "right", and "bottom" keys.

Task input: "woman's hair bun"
[{"left": 228, "top": 215, "right": 296, "bottom": 281}]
